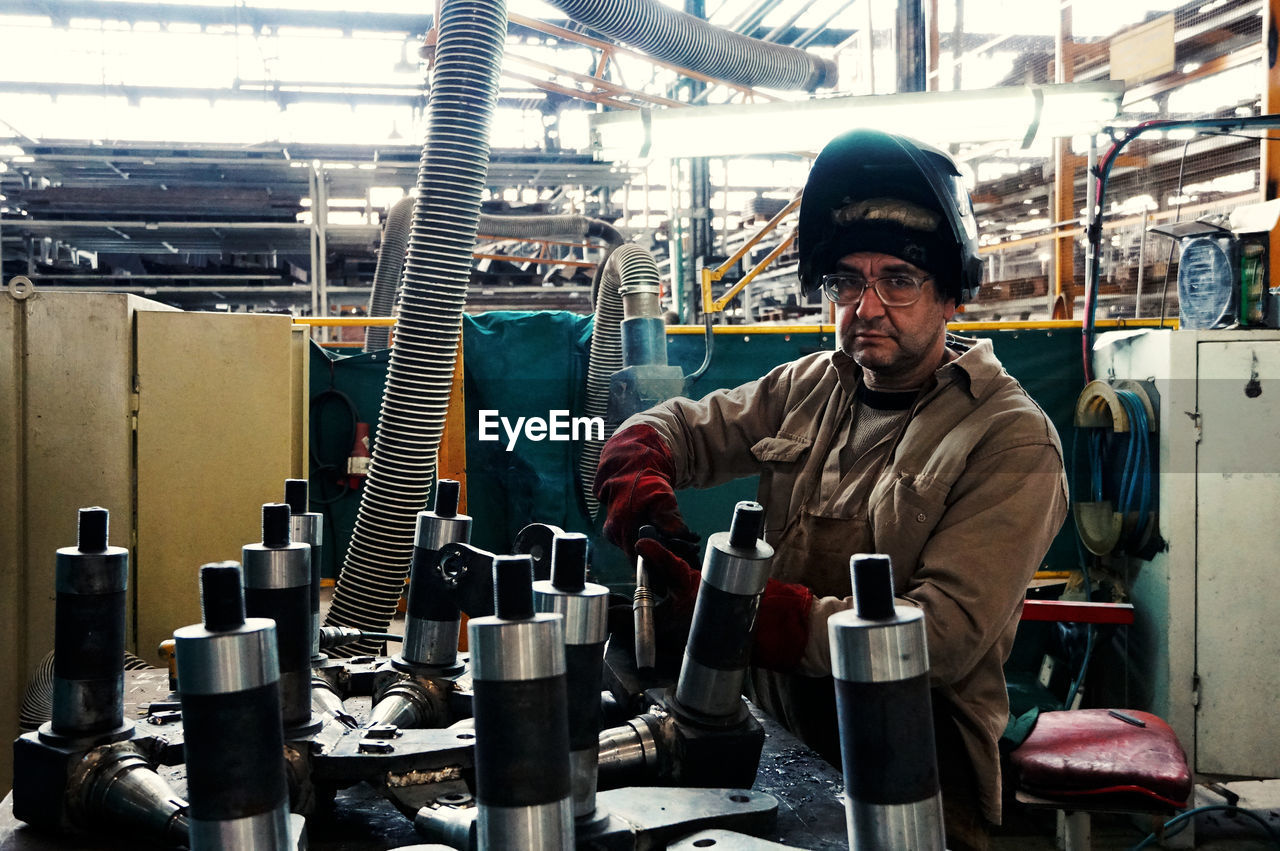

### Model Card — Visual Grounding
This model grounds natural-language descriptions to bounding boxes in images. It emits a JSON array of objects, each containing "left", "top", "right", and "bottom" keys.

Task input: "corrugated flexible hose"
[
  {"left": 578, "top": 243, "right": 661, "bottom": 519},
  {"left": 364, "top": 195, "right": 415, "bottom": 352},
  {"left": 324, "top": 0, "right": 509, "bottom": 657},
  {"left": 366, "top": 211, "right": 624, "bottom": 352},
  {"left": 545, "top": 0, "right": 837, "bottom": 91}
]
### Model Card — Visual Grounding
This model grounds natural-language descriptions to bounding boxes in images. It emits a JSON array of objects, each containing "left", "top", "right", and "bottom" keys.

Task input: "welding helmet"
[{"left": 797, "top": 129, "right": 982, "bottom": 304}]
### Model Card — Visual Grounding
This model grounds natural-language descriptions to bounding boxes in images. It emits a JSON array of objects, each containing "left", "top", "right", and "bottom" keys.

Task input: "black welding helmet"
[{"left": 797, "top": 129, "right": 982, "bottom": 304}]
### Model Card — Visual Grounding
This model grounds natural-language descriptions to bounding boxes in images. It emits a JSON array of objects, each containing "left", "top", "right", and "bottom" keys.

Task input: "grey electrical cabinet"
[
  {"left": 1093, "top": 328, "right": 1280, "bottom": 777},
  {"left": 1, "top": 290, "right": 308, "bottom": 793}
]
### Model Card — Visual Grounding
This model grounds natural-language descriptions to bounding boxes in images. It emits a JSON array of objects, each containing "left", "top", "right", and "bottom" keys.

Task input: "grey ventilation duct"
[
  {"left": 364, "top": 195, "right": 415, "bottom": 352},
  {"left": 544, "top": 0, "right": 838, "bottom": 91},
  {"left": 324, "top": 0, "right": 509, "bottom": 656}
]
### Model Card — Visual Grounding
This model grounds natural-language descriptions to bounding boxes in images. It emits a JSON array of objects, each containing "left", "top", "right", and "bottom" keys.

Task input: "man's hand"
[
  {"left": 752, "top": 579, "right": 816, "bottom": 672},
  {"left": 596, "top": 424, "right": 698, "bottom": 558},
  {"left": 635, "top": 536, "right": 701, "bottom": 620}
]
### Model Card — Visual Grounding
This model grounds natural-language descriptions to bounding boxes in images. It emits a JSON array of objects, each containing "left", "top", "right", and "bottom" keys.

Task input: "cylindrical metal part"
[
  {"left": 469, "top": 556, "right": 573, "bottom": 850},
  {"left": 401, "top": 481, "right": 472, "bottom": 668},
  {"left": 69, "top": 741, "right": 190, "bottom": 847},
  {"left": 620, "top": 280, "right": 662, "bottom": 322},
  {"left": 368, "top": 679, "right": 442, "bottom": 730},
  {"left": 596, "top": 714, "right": 662, "bottom": 781},
  {"left": 285, "top": 478, "right": 325, "bottom": 662},
  {"left": 675, "top": 501, "right": 774, "bottom": 720},
  {"left": 829, "top": 555, "right": 943, "bottom": 851},
  {"left": 49, "top": 506, "right": 131, "bottom": 740},
  {"left": 243, "top": 503, "right": 314, "bottom": 733},
  {"left": 620, "top": 316, "right": 668, "bottom": 366},
  {"left": 633, "top": 556, "right": 656, "bottom": 672},
  {"left": 534, "top": 535, "right": 609, "bottom": 820},
  {"left": 414, "top": 804, "right": 477, "bottom": 849},
  {"left": 311, "top": 676, "right": 357, "bottom": 728},
  {"left": 176, "top": 563, "right": 291, "bottom": 851}
]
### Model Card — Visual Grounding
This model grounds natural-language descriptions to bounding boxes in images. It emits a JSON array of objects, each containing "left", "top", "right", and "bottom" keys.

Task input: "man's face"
[{"left": 833, "top": 251, "right": 957, "bottom": 389}]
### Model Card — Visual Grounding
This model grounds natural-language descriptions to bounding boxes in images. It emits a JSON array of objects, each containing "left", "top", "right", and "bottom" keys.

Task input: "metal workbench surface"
[{"left": 1, "top": 670, "right": 847, "bottom": 850}]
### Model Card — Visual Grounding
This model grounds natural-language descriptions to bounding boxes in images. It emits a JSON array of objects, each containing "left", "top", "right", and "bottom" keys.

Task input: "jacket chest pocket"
[{"left": 871, "top": 474, "right": 949, "bottom": 575}]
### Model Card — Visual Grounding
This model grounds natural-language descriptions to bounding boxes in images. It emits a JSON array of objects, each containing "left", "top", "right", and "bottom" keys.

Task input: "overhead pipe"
[
  {"left": 324, "top": 0, "right": 509, "bottom": 657},
  {"left": 544, "top": 0, "right": 838, "bottom": 91},
  {"left": 365, "top": 209, "right": 624, "bottom": 351}
]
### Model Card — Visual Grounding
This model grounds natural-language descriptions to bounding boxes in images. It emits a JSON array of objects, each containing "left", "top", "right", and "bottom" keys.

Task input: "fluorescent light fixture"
[{"left": 588, "top": 81, "right": 1124, "bottom": 160}]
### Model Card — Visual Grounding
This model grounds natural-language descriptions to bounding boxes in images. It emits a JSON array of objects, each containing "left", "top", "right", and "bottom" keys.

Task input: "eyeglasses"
[{"left": 820, "top": 272, "right": 931, "bottom": 307}]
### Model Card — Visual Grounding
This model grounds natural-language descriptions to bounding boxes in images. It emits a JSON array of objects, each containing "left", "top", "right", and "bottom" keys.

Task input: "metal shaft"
[
  {"left": 50, "top": 507, "right": 131, "bottom": 740},
  {"left": 401, "top": 479, "right": 472, "bottom": 669},
  {"left": 470, "top": 555, "right": 574, "bottom": 850},
  {"left": 533, "top": 533, "right": 609, "bottom": 820},
  {"left": 243, "top": 503, "right": 315, "bottom": 734},
  {"left": 285, "top": 478, "right": 325, "bottom": 662},
  {"left": 176, "top": 563, "right": 292, "bottom": 851},
  {"left": 675, "top": 502, "right": 774, "bottom": 720},
  {"left": 829, "top": 554, "right": 944, "bottom": 851}
]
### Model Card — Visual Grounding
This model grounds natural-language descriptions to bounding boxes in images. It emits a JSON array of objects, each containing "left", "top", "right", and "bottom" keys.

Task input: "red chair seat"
[{"left": 1011, "top": 709, "right": 1192, "bottom": 810}]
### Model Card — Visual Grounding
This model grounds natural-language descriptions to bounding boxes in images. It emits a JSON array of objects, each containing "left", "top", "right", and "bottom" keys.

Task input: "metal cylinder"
[
  {"left": 675, "top": 502, "right": 774, "bottom": 720},
  {"left": 401, "top": 479, "right": 472, "bottom": 669},
  {"left": 69, "top": 740, "right": 190, "bottom": 846},
  {"left": 620, "top": 316, "right": 669, "bottom": 367},
  {"left": 284, "top": 478, "right": 325, "bottom": 662},
  {"left": 533, "top": 534, "right": 609, "bottom": 820},
  {"left": 48, "top": 506, "right": 131, "bottom": 741},
  {"left": 243, "top": 503, "right": 314, "bottom": 734},
  {"left": 469, "top": 555, "right": 573, "bottom": 850},
  {"left": 175, "top": 563, "right": 291, "bottom": 851},
  {"left": 596, "top": 714, "right": 662, "bottom": 783},
  {"left": 828, "top": 554, "right": 944, "bottom": 851}
]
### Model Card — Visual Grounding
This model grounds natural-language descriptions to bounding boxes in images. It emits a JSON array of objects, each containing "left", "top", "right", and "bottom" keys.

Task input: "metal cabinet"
[
  {"left": 1093, "top": 328, "right": 1280, "bottom": 777},
  {"left": 1, "top": 291, "right": 308, "bottom": 791}
]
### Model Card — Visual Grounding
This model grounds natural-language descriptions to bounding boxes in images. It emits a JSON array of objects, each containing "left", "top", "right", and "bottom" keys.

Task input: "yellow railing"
[{"left": 700, "top": 196, "right": 801, "bottom": 316}]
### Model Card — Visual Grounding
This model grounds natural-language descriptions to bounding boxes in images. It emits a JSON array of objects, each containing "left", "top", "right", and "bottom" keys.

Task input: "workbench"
[{"left": 2, "top": 669, "right": 848, "bottom": 849}]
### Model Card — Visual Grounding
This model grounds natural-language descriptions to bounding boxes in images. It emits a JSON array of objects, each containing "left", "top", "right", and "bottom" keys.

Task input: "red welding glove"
[
  {"left": 595, "top": 424, "right": 698, "bottom": 559},
  {"left": 635, "top": 536, "right": 702, "bottom": 621},
  {"left": 751, "top": 578, "right": 816, "bottom": 672},
  {"left": 634, "top": 535, "right": 702, "bottom": 675}
]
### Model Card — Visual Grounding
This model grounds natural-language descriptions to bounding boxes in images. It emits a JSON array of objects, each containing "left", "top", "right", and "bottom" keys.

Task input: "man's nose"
[{"left": 855, "top": 284, "right": 887, "bottom": 318}]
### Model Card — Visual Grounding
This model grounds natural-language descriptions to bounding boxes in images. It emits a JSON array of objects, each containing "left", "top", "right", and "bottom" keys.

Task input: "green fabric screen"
[{"left": 310, "top": 314, "right": 1085, "bottom": 590}]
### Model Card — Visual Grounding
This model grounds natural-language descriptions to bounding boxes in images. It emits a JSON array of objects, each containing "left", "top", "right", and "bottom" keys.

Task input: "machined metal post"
[
  {"left": 13, "top": 508, "right": 190, "bottom": 846},
  {"left": 49, "top": 506, "right": 131, "bottom": 741},
  {"left": 284, "top": 479, "right": 325, "bottom": 662},
  {"left": 175, "top": 563, "right": 293, "bottom": 851},
  {"left": 674, "top": 501, "right": 774, "bottom": 721},
  {"left": 470, "top": 555, "right": 574, "bottom": 850},
  {"left": 243, "top": 503, "right": 316, "bottom": 736},
  {"left": 400, "top": 479, "right": 473, "bottom": 670},
  {"left": 829, "top": 554, "right": 944, "bottom": 851},
  {"left": 533, "top": 533, "right": 610, "bottom": 821}
]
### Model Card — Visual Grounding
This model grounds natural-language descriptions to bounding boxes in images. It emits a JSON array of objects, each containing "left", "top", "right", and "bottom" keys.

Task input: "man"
[{"left": 594, "top": 129, "right": 1068, "bottom": 850}]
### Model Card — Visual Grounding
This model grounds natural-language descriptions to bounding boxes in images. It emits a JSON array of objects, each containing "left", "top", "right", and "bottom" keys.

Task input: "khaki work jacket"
[{"left": 627, "top": 335, "right": 1069, "bottom": 823}]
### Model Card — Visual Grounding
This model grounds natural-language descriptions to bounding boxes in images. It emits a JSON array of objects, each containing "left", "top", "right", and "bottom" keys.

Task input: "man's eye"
[
  {"left": 883, "top": 277, "right": 919, "bottom": 290},
  {"left": 837, "top": 278, "right": 867, "bottom": 290}
]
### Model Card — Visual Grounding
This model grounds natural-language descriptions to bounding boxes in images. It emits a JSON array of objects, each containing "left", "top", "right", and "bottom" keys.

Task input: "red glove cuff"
[
  {"left": 752, "top": 578, "right": 815, "bottom": 672},
  {"left": 596, "top": 424, "right": 691, "bottom": 557}
]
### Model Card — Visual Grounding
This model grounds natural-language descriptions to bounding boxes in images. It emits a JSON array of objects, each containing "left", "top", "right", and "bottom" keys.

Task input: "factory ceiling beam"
[{"left": 3, "top": 0, "right": 434, "bottom": 36}]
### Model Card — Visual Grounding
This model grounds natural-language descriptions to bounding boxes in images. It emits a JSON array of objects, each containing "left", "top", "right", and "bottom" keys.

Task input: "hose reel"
[{"left": 1072, "top": 379, "right": 1160, "bottom": 558}]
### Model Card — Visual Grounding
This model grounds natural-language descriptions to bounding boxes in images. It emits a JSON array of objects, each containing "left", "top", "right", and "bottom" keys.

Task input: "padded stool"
[{"left": 1010, "top": 708, "right": 1192, "bottom": 850}]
